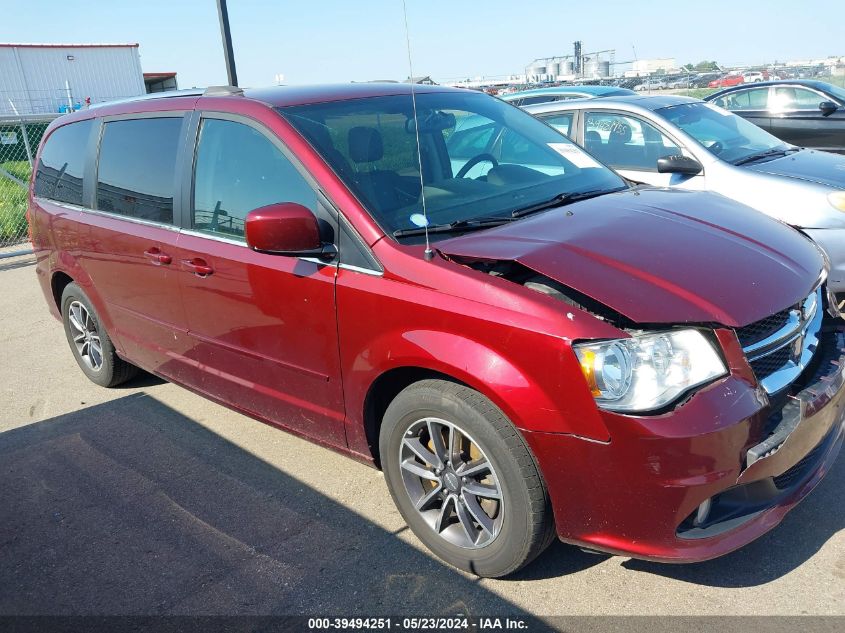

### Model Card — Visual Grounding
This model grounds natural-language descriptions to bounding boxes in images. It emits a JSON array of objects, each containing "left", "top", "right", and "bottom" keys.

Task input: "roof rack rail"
[
  {"left": 87, "top": 89, "right": 204, "bottom": 110},
  {"left": 203, "top": 86, "right": 245, "bottom": 97}
]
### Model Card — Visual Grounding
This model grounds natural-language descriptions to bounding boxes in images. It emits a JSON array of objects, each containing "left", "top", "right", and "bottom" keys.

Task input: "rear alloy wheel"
[
  {"left": 61, "top": 282, "right": 138, "bottom": 387},
  {"left": 380, "top": 379, "right": 555, "bottom": 577},
  {"left": 67, "top": 300, "right": 103, "bottom": 372}
]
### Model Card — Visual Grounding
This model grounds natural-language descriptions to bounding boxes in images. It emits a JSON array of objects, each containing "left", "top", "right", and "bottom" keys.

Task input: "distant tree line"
[{"left": 683, "top": 61, "right": 720, "bottom": 72}]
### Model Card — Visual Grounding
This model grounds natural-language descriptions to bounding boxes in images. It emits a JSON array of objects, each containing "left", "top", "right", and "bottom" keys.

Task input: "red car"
[
  {"left": 28, "top": 83, "right": 845, "bottom": 577},
  {"left": 708, "top": 74, "right": 746, "bottom": 88}
]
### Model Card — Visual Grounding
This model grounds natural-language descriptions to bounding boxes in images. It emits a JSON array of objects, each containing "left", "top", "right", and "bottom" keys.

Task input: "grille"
[
  {"left": 735, "top": 308, "right": 792, "bottom": 348},
  {"left": 737, "top": 288, "right": 821, "bottom": 392},
  {"left": 749, "top": 346, "right": 793, "bottom": 381},
  {"left": 772, "top": 439, "right": 827, "bottom": 490}
]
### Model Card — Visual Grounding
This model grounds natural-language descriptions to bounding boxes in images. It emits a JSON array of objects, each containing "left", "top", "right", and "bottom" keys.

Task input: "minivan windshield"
[
  {"left": 658, "top": 102, "right": 792, "bottom": 165},
  {"left": 279, "top": 91, "right": 626, "bottom": 239}
]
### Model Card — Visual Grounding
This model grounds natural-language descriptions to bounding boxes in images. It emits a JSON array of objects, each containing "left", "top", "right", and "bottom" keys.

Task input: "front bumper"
[{"left": 525, "top": 326, "right": 845, "bottom": 562}]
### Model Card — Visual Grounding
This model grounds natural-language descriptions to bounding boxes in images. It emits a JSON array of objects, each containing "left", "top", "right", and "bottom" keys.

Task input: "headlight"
[
  {"left": 829, "top": 191, "right": 845, "bottom": 212},
  {"left": 573, "top": 329, "right": 727, "bottom": 413}
]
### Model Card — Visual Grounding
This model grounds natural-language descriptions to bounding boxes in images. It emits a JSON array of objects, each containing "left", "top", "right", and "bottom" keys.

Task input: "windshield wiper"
[
  {"left": 511, "top": 187, "right": 627, "bottom": 218},
  {"left": 392, "top": 216, "right": 516, "bottom": 238},
  {"left": 393, "top": 187, "right": 628, "bottom": 236},
  {"left": 733, "top": 147, "right": 799, "bottom": 166}
]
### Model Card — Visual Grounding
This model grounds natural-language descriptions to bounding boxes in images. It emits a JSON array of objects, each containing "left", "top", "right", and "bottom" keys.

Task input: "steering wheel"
[
  {"left": 456, "top": 153, "right": 499, "bottom": 179},
  {"left": 708, "top": 141, "right": 724, "bottom": 155}
]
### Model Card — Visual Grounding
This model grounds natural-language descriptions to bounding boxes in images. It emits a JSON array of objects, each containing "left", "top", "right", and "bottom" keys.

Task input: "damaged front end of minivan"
[{"left": 435, "top": 190, "right": 845, "bottom": 560}]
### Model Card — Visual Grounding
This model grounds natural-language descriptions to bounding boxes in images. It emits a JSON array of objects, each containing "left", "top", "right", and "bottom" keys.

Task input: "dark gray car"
[{"left": 705, "top": 80, "right": 845, "bottom": 153}]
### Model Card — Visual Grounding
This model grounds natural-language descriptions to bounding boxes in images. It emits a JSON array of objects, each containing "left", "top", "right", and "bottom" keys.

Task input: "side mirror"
[
  {"left": 819, "top": 101, "right": 839, "bottom": 116},
  {"left": 657, "top": 154, "right": 703, "bottom": 176},
  {"left": 245, "top": 202, "right": 336, "bottom": 260}
]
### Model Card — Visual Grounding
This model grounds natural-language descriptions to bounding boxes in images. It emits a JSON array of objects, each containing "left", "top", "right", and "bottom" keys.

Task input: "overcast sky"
[{"left": 2, "top": 0, "right": 842, "bottom": 87}]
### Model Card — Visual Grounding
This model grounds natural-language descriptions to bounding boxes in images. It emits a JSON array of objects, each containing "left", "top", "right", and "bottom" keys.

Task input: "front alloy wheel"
[
  {"left": 380, "top": 379, "right": 554, "bottom": 577},
  {"left": 399, "top": 417, "right": 504, "bottom": 549}
]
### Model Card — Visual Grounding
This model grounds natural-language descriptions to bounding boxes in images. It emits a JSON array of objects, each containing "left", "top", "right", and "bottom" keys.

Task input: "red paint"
[
  {"left": 708, "top": 75, "right": 746, "bottom": 88},
  {"left": 524, "top": 374, "right": 845, "bottom": 562},
  {"left": 439, "top": 189, "right": 823, "bottom": 326},
  {"left": 245, "top": 203, "right": 321, "bottom": 253},
  {"left": 28, "top": 85, "right": 843, "bottom": 565}
]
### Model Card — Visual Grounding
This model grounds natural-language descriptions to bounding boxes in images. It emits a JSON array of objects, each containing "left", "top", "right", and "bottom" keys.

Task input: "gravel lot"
[{"left": 0, "top": 253, "right": 843, "bottom": 623}]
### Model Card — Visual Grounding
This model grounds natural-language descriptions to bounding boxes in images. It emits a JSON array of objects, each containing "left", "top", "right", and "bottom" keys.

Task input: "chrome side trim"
[
  {"left": 179, "top": 228, "right": 248, "bottom": 247},
  {"left": 37, "top": 198, "right": 182, "bottom": 232},
  {"left": 38, "top": 199, "right": 383, "bottom": 275},
  {"left": 338, "top": 263, "right": 384, "bottom": 276}
]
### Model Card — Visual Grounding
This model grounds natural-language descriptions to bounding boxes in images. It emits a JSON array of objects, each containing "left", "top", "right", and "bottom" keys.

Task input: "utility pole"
[{"left": 216, "top": 0, "right": 239, "bottom": 87}]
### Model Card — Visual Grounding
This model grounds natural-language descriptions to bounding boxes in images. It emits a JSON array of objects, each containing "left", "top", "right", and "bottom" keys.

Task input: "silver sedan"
[{"left": 523, "top": 95, "right": 845, "bottom": 299}]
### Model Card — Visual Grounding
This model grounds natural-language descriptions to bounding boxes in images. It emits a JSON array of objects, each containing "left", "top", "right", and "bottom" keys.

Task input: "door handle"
[
  {"left": 143, "top": 247, "right": 172, "bottom": 265},
  {"left": 182, "top": 257, "right": 214, "bottom": 277}
]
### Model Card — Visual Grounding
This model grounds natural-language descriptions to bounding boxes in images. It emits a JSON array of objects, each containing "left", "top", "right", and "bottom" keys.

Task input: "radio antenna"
[{"left": 402, "top": 0, "right": 434, "bottom": 261}]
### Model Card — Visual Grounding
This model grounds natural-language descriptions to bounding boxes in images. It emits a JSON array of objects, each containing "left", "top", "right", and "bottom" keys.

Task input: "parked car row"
[
  {"left": 30, "top": 83, "right": 845, "bottom": 578},
  {"left": 501, "top": 85, "right": 635, "bottom": 106},
  {"left": 505, "top": 79, "right": 845, "bottom": 153},
  {"left": 706, "top": 68, "right": 789, "bottom": 89},
  {"left": 523, "top": 93, "right": 845, "bottom": 294}
]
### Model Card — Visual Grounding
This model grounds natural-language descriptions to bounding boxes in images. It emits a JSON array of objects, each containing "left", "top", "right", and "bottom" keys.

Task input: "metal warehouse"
[{"left": 0, "top": 43, "right": 146, "bottom": 116}]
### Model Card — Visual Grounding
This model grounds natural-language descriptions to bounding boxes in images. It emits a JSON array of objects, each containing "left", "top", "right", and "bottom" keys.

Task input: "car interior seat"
[
  {"left": 300, "top": 120, "right": 354, "bottom": 180},
  {"left": 348, "top": 126, "right": 404, "bottom": 214},
  {"left": 584, "top": 130, "right": 603, "bottom": 155}
]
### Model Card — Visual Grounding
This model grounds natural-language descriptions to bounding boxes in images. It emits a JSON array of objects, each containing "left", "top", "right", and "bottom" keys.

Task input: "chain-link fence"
[{"left": 0, "top": 115, "right": 55, "bottom": 257}]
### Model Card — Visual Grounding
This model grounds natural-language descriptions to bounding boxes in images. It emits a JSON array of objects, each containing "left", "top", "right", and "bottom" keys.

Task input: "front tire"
[
  {"left": 380, "top": 379, "right": 554, "bottom": 577},
  {"left": 61, "top": 282, "right": 138, "bottom": 387}
]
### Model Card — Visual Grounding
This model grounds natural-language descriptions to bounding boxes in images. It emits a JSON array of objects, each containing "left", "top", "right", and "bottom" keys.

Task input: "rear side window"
[
  {"left": 96, "top": 117, "right": 182, "bottom": 224},
  {"left": 713, "top": 88, "right": 769, "bottom": 111},
  {"left": 584, "top": 112, "right": 680, "bottom": 171},
  {"left": 541, "top": 112, "right": 574, "bottom": 137},
  {"left": 192, "top": 118, "right": 317, "bottom": 240},
  {"left": 34, "top": 119, "right": 93, "bottom": 205}
]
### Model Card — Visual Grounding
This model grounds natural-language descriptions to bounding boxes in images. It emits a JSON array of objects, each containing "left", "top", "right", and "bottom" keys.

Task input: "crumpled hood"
[
  {"left": 439, "top": 189, "right": 824, "bottom": 326},
  {"left": 746, "top": 149, "right": 845, "bottom": 189}
]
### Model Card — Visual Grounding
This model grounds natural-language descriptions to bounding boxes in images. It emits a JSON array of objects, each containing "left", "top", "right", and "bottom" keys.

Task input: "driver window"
[
  {"left": 584, "top": 113, "right": 680, "bottom": 172},
  {"left": 771, "top": 87, "right": 825, "bottom": 111},
  {"left": 193, "top": 118, "right": 317, "bottom": 240}
]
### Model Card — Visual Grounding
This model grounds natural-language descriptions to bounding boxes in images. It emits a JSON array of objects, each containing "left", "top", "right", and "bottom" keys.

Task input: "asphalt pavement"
[{"left": 0, "top": 254, "right": 843, "bottom": 622}]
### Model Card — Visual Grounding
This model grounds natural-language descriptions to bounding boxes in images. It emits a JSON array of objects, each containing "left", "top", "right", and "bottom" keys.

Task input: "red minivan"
[{"left": 29, "top": 84, "right": 845, "bottom": 577}]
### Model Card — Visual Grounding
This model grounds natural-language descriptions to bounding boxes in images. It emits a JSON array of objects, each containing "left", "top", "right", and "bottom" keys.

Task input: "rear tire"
[
  {"left": 380, "top": 379, "right": 555, "bottom": 577},
  {"left": 61, "top": 282, "right": 138, "bottom": 387}
]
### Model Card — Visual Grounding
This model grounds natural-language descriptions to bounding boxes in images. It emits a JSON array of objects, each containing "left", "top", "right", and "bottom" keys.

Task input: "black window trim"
[{"left": 89, "top": 110, "right": 191, "bottom": 230}]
